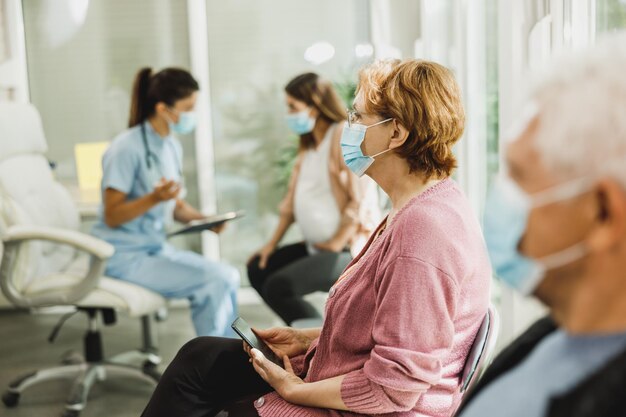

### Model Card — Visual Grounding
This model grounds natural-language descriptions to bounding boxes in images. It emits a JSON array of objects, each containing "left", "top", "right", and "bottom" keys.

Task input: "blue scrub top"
[{"left": 92, "top": 121, "right": 184, "bottom": 252}]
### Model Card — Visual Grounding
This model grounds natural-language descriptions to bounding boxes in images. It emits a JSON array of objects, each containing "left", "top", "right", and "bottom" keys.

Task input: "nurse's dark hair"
[
  {"left": 285, "top": 73, "right": 347, "bottom": 149},
  {"left": 128, "top": 67, "right": 199, "bottom": 127}
]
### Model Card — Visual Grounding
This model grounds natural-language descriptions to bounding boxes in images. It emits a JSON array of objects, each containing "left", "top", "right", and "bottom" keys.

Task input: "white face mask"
[{"left": 484, "top": 175, "right": 593, "bottom": 295}]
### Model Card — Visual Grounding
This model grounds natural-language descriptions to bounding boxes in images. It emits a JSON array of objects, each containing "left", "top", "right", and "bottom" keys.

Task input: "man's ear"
[
  {"left": 388, "top": 119, "right": 410, "bottom": 150},
  {"left": 586, "top": 179, "right": 626, "bottom": 253}
]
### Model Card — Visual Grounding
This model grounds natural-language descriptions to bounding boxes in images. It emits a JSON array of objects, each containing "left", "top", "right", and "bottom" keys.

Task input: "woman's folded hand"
[{"left": 250, "top": 349, "right": 304, "bottom": 401}]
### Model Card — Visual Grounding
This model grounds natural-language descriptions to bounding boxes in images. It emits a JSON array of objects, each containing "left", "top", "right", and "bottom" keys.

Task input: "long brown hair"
[
  {"left": 128, "top": 67, "right": 199, "bottom": 127},
  {"left": 285, "top": 73, "right": 347, "bottom": 149}
]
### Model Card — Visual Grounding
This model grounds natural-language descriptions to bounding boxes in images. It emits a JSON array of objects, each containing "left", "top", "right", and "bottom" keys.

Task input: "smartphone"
[{"left": 231, "top": 317, "right": 284, "bottom": 368}]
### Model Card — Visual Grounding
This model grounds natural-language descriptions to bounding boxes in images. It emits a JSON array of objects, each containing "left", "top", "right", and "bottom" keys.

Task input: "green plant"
[{"left": 274, "top": 139, "right": 298, "bottom": 190}]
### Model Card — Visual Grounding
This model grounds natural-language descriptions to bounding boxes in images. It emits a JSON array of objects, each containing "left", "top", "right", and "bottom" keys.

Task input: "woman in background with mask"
[
  {"left": 140, "top": 59, "right": 490, "bottom": 417},
  {"left": 247, "top": 72, "right": 379, "bottom": 325},
  {"left": 91, "top": 67, "right": 239, "bottom": 337}
]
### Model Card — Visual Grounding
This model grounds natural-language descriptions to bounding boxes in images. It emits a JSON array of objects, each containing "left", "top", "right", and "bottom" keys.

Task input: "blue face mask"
[
  {"left": 286, "top": 109, "right": 316, "bottom": 135},
  {"left": 340, "top": 119, "right": 393, "bottom": 177},
  {"left": 169, "top": 110, "right": 197, "bottom": 135},
  {"left": 483, "top": 175, "right": 591, "bottom": 295}
]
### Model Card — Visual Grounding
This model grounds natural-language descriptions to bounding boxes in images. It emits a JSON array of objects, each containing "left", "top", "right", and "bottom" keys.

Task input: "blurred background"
[{"left": 1, "top": 1, "right": 626, "bottom": 414}]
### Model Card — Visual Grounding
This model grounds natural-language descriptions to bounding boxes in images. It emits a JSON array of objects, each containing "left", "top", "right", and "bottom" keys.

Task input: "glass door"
[
  {"left": 22, "top": 0, "right": 202, "bottom": 251},
  {"left": 203, "top": 0, "right": 371, "bottom": 282}
]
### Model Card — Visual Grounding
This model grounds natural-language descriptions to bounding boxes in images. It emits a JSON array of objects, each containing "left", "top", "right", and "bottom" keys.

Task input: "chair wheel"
[
  {"left": 61, "top": 409, "right": 80, "bottom": 417},
  {"left": 2, "top": 391, "right": 19, "bottom": 408},
  {"left": 142, "top": 361, "right": 161, "bottom": 382}
]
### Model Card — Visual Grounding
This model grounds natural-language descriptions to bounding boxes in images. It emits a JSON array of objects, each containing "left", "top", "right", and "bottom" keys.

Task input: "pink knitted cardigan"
[{"left": 256, "top": 178, "right": 491, "bottom": 417}]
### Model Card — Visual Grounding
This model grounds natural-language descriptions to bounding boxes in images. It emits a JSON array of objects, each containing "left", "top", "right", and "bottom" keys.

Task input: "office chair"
[{"left": 0, "top": 102, "right": 167, "bottom": 417}]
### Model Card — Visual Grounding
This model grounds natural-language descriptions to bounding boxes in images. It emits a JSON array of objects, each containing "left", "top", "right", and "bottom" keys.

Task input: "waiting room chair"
[
  {"left": 0, "top": 102, "right": 167, "bottom": 417},
  {"left": 455, "top": 303, "right": 500, "bottom": 412}
]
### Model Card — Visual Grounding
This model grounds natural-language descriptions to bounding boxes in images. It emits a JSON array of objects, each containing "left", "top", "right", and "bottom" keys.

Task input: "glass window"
[
  {"left": 0, "top": 4, "right": 8, "bottom": 64},
  {"left": 597, "top": 0, "right": 626, "bottom": 32},
  {"left": 22, "top": 0, "right": 201, "bottom": 251},
  {"left": 486, "top": 0, "right": 499, "bottom": 185},
  {"left": 205, "top": 0, "right": 371, "bottom": 282}
]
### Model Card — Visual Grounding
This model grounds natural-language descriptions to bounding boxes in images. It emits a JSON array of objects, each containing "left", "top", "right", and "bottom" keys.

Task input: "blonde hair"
[{"left": 357, "top": 59, "right": 465, "bottom": 178}]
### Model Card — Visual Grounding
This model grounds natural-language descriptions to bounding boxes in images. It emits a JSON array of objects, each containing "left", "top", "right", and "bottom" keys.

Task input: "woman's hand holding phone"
[
  {"left": 243, "top": 327, "right": 315, "bottom": 359},
  {"left": 238, "top": 323, "right": 326, "bottom": 404}
]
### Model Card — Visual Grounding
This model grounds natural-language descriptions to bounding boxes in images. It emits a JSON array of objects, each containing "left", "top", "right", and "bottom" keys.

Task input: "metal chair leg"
[
  {"left": 64, "top": 365, "right": 102, "bottom": 413},
  {"left": 7, "top": 364, "right": 86, "bottom": 394},
  {"left": 108, "top": 350, "right": 161, "bottom": 367},
  {"left": 103, "top": 362, "right": 160, "bottom": 384},
  {"left": 2, "top": 364, "right": 86, "bottom": 410},
  {"left": 62, "top": 362, "right": 158, "bottom": 416}
]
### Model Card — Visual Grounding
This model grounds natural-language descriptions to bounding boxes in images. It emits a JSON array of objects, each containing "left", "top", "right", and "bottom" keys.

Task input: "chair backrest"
[
  {"left": 459, "top": 304, "right": 500, "bottom": 395},
  {"left": 0, "top": 102, "right": 80, "bottom": 297}
]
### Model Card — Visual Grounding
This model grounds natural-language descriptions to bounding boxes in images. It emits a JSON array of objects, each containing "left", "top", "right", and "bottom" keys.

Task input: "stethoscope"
[{"left": 140, "top": 121, "right": 185, "bottom": 194}]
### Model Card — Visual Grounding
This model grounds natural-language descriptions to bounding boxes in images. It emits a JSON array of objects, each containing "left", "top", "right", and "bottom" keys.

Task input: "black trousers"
[
  {"left": 141, "top": 337, "right": 271, "bottom": 417},
  {"left": 247, "top": 242, "right": 352, "bottom": 325}
]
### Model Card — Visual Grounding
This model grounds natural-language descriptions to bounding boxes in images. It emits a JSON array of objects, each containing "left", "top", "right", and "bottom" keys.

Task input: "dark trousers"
[
  {"left": 141, "top": 337, "right": 271, "bottom": 417},
  {"left": 247, "top": 242, "right": 352, "bottom": 325}
]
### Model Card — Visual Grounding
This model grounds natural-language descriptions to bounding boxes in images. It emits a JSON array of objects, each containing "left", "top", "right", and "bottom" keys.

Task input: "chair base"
[
  {"left": 3, "top": 352, "right": 159, "bottom": 417},
  {"left": 2, "top": 310, "right": 163, "bottom": 417}
]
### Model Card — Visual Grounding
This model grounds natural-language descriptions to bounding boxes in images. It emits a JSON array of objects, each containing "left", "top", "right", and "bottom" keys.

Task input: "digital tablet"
[{"left": 167, "top": 210, "right": 245, "bottom": 237}]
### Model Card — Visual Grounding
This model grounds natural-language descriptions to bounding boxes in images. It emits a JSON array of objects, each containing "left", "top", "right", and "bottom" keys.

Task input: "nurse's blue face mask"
[
  {"left": 483, "top": 175, "right": 592, "bottom": 295},
  {"left": 167, "top": 107, "right": 197, "bottom": 135},
  {"left": 340, "top": 111, "right": 393, "bottom": 177}
]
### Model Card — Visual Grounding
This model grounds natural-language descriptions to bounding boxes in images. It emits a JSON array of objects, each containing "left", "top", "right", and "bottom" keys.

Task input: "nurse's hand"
[
  {"left": 210, "top": 222, "right": 226, "bottom": 234},
  {"left": 152, "top": 179, "right": 181, "bottom": 202}
]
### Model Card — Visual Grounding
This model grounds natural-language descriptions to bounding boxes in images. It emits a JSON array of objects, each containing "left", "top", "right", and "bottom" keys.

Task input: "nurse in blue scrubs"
[{"left": 92, "top": 67, "right": 239, "bottom": 337}]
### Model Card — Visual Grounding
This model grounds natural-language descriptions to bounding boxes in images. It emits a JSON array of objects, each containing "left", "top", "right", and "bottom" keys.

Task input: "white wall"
[
  {"left": 22, "top": 0, "right": 191, "bottom": 181},
  {"left": 0, "top": 0, "right": 28, "bottom": 102}
]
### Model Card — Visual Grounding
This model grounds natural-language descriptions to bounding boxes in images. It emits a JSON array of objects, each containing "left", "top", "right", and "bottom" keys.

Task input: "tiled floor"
[{"left": 0, "top": 288, "right": 320, "bottom": 417}]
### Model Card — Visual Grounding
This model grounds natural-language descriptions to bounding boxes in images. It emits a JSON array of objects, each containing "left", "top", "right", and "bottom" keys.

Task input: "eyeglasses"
[
  {"left": 347, "top": 108, "right": 359, "bottom": 128},
  {"left": 346, "top": 108, "right": 393, "bottom": 129}
]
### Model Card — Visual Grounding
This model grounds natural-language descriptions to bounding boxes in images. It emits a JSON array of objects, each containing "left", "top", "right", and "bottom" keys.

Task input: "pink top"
[{"left": 256, "top": 178, "right": 492, "bottom": 417}]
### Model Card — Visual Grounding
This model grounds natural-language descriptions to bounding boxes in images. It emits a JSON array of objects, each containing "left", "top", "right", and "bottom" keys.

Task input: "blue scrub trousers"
[{"left": 106, "top": 244, "right": 239, "bottom": 337}]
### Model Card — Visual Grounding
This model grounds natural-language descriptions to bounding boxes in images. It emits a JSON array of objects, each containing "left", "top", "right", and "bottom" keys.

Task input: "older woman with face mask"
[{"left": 140, "top": 59, "right": 491, "bottom": 417}]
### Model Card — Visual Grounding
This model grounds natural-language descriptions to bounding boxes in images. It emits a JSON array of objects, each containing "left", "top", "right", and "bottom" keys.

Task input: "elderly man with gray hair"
[{"left": 457, "top": 32, "right": 626, "bottom": 417}]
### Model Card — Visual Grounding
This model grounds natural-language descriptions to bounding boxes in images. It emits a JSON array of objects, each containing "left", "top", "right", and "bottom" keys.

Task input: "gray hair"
[{"left": 531, "top": 32, "right": 626, "bottom": 187}]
